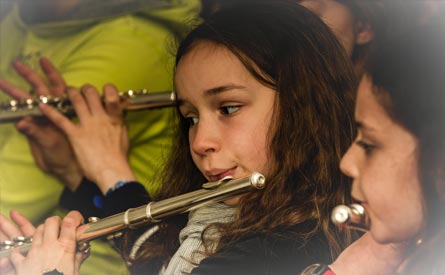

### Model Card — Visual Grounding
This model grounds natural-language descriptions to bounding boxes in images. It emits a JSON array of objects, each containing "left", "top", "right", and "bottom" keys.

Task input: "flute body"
[
  {"left": 0, "top": 172, "right": 265, "bottom": 258},
  {"left": 0, "top": 90, "right": 176, "bottom": 123}
]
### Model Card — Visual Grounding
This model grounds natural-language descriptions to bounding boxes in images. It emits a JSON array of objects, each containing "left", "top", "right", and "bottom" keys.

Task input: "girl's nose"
[
  {"left": 190, "top": 117, "right": 221, "bottom": 156},
  {"left": 340, "top": 145, "right": 359, "bottom": 179}
]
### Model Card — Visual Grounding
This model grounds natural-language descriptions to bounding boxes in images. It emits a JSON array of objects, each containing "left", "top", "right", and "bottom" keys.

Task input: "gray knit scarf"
[{"left": 161, "top": 202, "right": 236, "bottom": 275}]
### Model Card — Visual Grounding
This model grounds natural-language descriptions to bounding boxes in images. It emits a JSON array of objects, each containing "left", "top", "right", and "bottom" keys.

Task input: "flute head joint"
[{"left": 250, "top": 172, "right": 266, "bottom": 189}]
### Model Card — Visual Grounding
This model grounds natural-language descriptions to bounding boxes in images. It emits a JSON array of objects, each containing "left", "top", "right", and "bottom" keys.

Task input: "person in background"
[
  {"left": 201, "top": 0, "right": 378, "bottom": 77},
  {"left": 1, "top": 2, "right": 357, "bottom": 274},
  {"left": 298, "top": 0, "right": 378, "bottom": 77},
  {"left": 0, "top": 0, "right": 199, "bottom": 274}
]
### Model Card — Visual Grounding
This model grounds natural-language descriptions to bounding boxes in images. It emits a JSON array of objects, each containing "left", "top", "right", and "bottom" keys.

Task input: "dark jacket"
[{"left": 191, "top": 224, "right": 331, "bottom": 275}]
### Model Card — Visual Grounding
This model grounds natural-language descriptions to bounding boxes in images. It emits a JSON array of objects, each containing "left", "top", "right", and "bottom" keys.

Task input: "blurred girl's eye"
[
  {"left": 220, "top": 105, "right": 240, "bottom": 115},
  {"left": 356, "top": 140, "right": 375, "bottom": 155}
]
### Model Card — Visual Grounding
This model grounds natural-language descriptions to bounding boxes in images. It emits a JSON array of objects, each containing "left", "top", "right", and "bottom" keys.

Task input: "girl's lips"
[
  {"left": 352, "top": 196, "right": 366, "bottom": 205},
  {"left": 207, "top": 167, "right": 237, "bottom": 182}
]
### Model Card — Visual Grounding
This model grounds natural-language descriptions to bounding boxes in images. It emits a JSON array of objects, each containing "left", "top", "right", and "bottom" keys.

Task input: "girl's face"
[
  {"left": 299, "top": 0, "right": 373, "bottom": 56},
  {"left": 175, "top": 42, "right": 276, "bottom": 192},
  {"left": 340, "top": 75, "right": 425, "bottom": 244}
]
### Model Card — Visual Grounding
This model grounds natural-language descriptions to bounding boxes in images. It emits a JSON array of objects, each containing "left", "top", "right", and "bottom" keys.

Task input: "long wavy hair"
[
  {"left": 129, "top": 2, "right": 356, "bottom": 272},
  {"left": 365, "top": 18, "right": 445, "bottom": 275}
]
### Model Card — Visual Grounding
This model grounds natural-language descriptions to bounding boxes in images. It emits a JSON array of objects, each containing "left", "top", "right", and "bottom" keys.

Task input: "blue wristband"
[{"left": 105, "top": 180, "right": 132, "bottom": 197}]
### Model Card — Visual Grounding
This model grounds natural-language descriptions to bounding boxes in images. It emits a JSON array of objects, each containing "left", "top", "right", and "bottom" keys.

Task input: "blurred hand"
[
  {"left": 40, "top": 84, "right": 136, "bottom": 194},
  {"left": 0, "top": 58, "right": 82, "bottom": 190},
  {"left": 0, "top": 210, "right": 86, "bottom": 275},
  {"left": 0, "top": 211, "right": 36, "bottom": 275}
]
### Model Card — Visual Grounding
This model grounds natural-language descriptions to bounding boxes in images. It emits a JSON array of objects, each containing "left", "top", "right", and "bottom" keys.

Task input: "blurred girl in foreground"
[{"left": 322, "top": 17, "right": 445, "bottom": 275}]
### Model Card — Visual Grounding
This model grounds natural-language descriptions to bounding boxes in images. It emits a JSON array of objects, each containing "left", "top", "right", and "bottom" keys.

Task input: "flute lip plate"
[{"left": 202, "top": 176, "right": 234, "bottom": 189}]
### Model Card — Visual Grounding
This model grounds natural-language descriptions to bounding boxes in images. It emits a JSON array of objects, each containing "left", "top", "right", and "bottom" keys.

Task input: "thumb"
[{"left": 16, "top": 118, "right": 54, "bottom": 147}]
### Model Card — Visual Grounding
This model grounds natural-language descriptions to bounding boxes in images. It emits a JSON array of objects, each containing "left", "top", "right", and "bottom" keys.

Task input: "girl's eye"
[
  {"left": 220, "top": 105, "right": 240, "bottom": 115},
  {"left": 186, "top": 116, "right": 199, "bottom": 126},
  {"left": 356, "top": 140, "right": 375, "bottom": 155}
]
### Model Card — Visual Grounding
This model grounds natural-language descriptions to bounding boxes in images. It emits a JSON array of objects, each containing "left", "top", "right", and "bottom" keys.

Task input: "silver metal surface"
[
  {"left": 0, "top": 90, "right": 176, "bottom": 123},
  {"left": 331, "top": 203, "right": 369, "bottom": 232}
]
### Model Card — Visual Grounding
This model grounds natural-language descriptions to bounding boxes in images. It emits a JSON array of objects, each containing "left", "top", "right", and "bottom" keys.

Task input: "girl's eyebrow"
[
  {"left": 203, "top": 84, "right": 246, "bottom": 97},
  {"left": 177, "top": 85, "right": 247, "bottom": 105},
  {"left": 356, "top": 120, "right": 376, "bottom": 132}
]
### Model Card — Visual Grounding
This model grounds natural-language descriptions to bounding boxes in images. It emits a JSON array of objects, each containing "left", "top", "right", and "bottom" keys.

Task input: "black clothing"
[
  {"left": 191, "top": 224, "right": 331, "bottom": 275},
  {"left": 60, "top": 178, "right": 149, "bottom": 219}
]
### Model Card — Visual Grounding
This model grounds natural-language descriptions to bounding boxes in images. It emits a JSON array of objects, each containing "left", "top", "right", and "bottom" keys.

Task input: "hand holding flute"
[
  {"left": 0, "top": 58, "right": 172, "bottom": 193},
  {"left": 40, "top": 83, "right": 137, "bottom": 193},
  {"left": 0, "top": 211, "right": 85, "bottom": 275},
  {"left": 0, "top": 58, "right": 139, "bottom": 193},
  {"left": 0, "top": 58, "right": 84, "bottom": 191},
  {"left": 26, "top": 85, "right": 132, "bottom": 193}
]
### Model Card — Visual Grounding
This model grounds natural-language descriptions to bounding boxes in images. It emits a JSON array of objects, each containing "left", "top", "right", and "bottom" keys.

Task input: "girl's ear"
[{"left": 355, "top": 22, "right": 374, "bottom": 45}]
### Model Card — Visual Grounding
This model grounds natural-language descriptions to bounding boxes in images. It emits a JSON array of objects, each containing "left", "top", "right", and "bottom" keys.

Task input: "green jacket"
[{"left": 0, "top": 0, "right": 200, "bottom": 274}]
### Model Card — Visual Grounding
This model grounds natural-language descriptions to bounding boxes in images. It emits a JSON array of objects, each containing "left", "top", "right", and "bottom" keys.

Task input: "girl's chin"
[
  {"left": 224, "top": 196, "right": 241, "bottom": 206},
  {"left": 370, "top": 227, "right": 418, "bottom": 245}
]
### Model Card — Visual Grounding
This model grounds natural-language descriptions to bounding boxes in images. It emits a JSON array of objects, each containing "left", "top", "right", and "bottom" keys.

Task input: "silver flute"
[
  {"left": 331, "top": 203, "right": 369, "bottom": 232},
  {"left": 0, "top": 90, "right": 176, "bottom": 123},
  {"left": 0, "top": 172, "right": 266, "bottom": 258}
]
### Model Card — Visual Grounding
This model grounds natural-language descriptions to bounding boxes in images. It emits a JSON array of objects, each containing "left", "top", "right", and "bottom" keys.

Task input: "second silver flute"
[
  {"left": 0, "top": 90, "right": 176, "bottom": 123},
  {"left": 0, "top": 172, "right": 266, "bottom": 258}
]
